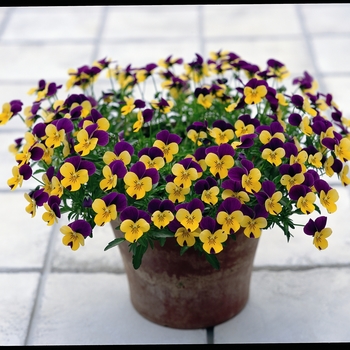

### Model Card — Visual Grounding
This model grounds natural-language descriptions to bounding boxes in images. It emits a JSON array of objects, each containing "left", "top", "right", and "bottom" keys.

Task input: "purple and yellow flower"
[
  {"left": 175, "top": 198, "right": 204, "bottom": 232},
  {"left": 255, "top": 180, "right": 282, "bottom": 215},
  {"left": 304, "top": 216, "right": 332, "bottom": 250},
  {"left": 216, "top": 197, "right": 243, "bottom": 235},
  {"left": 59, "top": 155, "right": 96, "bottom": 192},
  {"left": 243, "top": 78, "right": 268, "bottom": 105},
  {"left": 103, "top": 141, "right": 134, "bottom": 166},
  {"left": 261, "top": 138, "right": 286, "bottom": 166},
  {"left": 165, "top": 179, "right": 190, "bottom": 203},
  {"left": 42, "top": 196, "right": 61, "bottom": 226},
  {"left": 148, "top": 199, "right": 175, "bottom": 229},
  {"left": 92, "top": 192, "right": 127, "bottom": 226},
  {"left": 280, "top": 163, "right": 305, "bottom": 191},
  {"left": 119, "top": 206, "right": 151, "bottom": 243},
  {"left": 228, "top": 159, "right": 262, "bottom": 194},
  {"left": 314, "top": 179, "right": 339, "bottom": 214},
  {"left": 221, "top": 179, "right": 250, "bottom": 204},
  {"left": 153, "top": 130, "right": 181, "bottom": 163},
  {"left": 240, "top": 205, "right": 268, "bottom": 238},
  {"left": 24, "top": 188, "right": 49, "bottom": 218},
  {"left": 234, "top": 114, "right": 259, "bottom": 138},
  {"left": 99, "top": 160, "right": 127, "bottom": 191},
  {"left": 150, "top": 97, "right": 174, "bottom": 114},
  {"left": 289, "top": 184, "right": 316, "bottom": 215},
  {"left": 194, "top": 176, "right": 220, "bottom": 205},
  {"left": 45, "top": 118, "right": 74, "bottom": 149},
  {"left": 172, "top": 158, "right": 202, "bottom": 188},
  {"left": 199, "top": 216, "right": 228, "bottom": 254},
  {"left": 7, "top": 164, "right": 32, "bottom": 190},
  {"left": 209, "top": 120, "right": 234, "bottom": 145},
  {"left": 124, "top": 161, "right": 159, "bottom": 199},
  {"left": 205, "top": 143, "right": 235, "bottom": 179},
  {"left": 138, "top": 147, "right": 165, "bottom": 170},
  {"left": 60, "top": 219, "right": 92, "bottom": 251}
]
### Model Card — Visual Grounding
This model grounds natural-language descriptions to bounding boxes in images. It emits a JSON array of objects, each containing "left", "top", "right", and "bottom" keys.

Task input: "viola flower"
[
  {"left": 80, "top": 108, "right": 110, "bottom": 131},
  {"left": 173, "top": 223, "right": 201, "bottom": 247},
  {"left": 199, "top": 216, "right": 228, "bottom": 254},
  {"left": 175, "top": 198, "right": 204, "bottom": 232},
  {"left": 304, "top": 216, "right": 332, "bottom": 250},
  {"left": 195, "top": 87, "right": 213, "bottom": 109},
  {"left": 153, "top": 130, "right": 181, "bottom": 163},
  {"left": 172, "top": 158, "right": 202, "bottom": 188},
  {"left": 24, "top": 188, "right": 49, "bottom": 218},
  {"left": 289, "top": 184, "right": 316, "bottom": 215},
  {"left": 184, "top": 53, "right": 209, "bottom": 83},
  {"left": 186, "top": 121, "right": 208, "bottom": 146},
  {"left": 45, "top": 118, "right": 74, "bottom": 149},
  {"left": 209, "top": 120, "right": 234, "bottom": 145},
  {"left": 42, "top": 196, "right": 61, "bottom": 226},
  {"left": 256, "top": 121, "right": 285, "bottom": 145},
  {"left": 216, "top": 197, "right": 243, "bottom": 235},
  {"left": 165, "top": 180, "right": 190, "bottom": 203},
  {"left": 266, "top": 59, "right": 290, "bottom": 81},
  {"left": 228, "top": 159, "right": 262, "bottom": 194},
  {"left": 148, "top": 199, "right": 175, "bottom": 229},
  {"left": 194, "top": 176, "right": 220, "bottom": 205},
  {"left": 124, "top": 161, "right": 159, "bottom": 199},
  {"left": 74, "top": 123, "right": 109, "bottom": 156},
  {"left": 255, "top": 181, "right": 282, "bottom": 215},
  {"left": 138, "top": 147, "right": 165, "bottom": 170},
  {"left": 158, "top": 55, "right": 183, "bottom": 69},
  {"left": 314, "top": 179, "right": 339, "bottom": 214},
  {"left": 234, "top": 114, "right": 259, "bottom": 138},
  {"left": 103, "top": 141, "right": 134, "bottom": 166},
  {"left": 121, "top": 96, "right": 136, "bottom": 115},
  {"left": 50, "top": 176, "right": 64, "bottom": 198},
  {"left": 92, "top": 192, "right": 127, "bottom": 226},
  {"left": 221, "top": 179, "right": 250, "bottom": 204},
  {"left": 340, "top": 164, "right": 350, "bottom": 186},
  {"left": 135, "top": 63, "right": 157, "bottom": 83},
  {"left": 99, "top": 160, "right": 127, "bottom": 191},
  {"left": 280, "top": 163, "right": 305, "bottom": 191},
  {"left": 0, "top": 102, "right": 13, "bottom": 125},
  {"left": 289, "top": 150, "right": 308, "bottom": 173},
  {"left": 150, "top": 97, "right": 174, "bottom": 114},
  {"left": 60, "top": 219, "right": 92, "bottom": 251},
  {"left": 59, "top": 155, "right": 96, "bottom": 192},
  {"left": 119, "top": 206, "right": 151, "bottom": 243},
  {"left": 240, "top": 205, "right": 268, "bottom": 238},
  {"left": 7, "top": 164, "right": 32, "bottom": 190},
  {"left": 205, "top": 143, "right": 235, "bottom": 179},
  {"left": 261, "top": 138, "right": 286, "bottom": 166},
  {"left": 243, "top": 78, "right": 268, "bottom": 105}
]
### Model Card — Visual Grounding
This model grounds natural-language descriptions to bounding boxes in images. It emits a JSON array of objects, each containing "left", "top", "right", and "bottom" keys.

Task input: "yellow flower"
[
  {"left": 175, "top": 227, "right": 200, "bottom": 247},
  {"left": 92, "top": 198, "right": 117, "bottom": 226},
  {"left": 165, "top": 182, "right": 190, "bottom": 203},
  {"left": 241, "top": 216, "right": 267, "bottom": 238},
  {"left": 243, "top": 85, "right": 267, "bottom": 105},
  {"left": 313, "top": 228, "right": 332, "bottom": 250},
  {"left": 176, "top": 208, "right": 202, "bottom": 232},
  {"left": 120, "top": 218, "right": 150, "bottom": 243},
  {"left": 60, "top": 162, "right": 88, "bottom": 192}
]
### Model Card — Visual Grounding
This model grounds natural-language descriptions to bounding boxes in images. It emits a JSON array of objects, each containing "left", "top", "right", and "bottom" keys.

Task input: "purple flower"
[
  {"left": 68, "top": 219, "right": 92, "bottom": 238},
  {"left": 119, "top": 206, "right": 151, "bottom": 224}
]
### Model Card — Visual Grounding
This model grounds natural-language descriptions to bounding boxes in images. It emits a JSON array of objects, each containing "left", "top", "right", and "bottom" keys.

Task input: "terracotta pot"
[{"left": 110, "top": 220, "right": 259, "bottom": 329}]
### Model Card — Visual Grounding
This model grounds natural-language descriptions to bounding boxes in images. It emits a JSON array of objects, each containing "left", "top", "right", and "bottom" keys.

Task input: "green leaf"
[
  {"left": 104, "top": 237, "right": 125, "bottom": 251},
  {"left": 150, "top": 229, "right": 174, "bottom": 239},
  {"left": 205, "top": 253, "right": 220, "bottom": 270},
  {"left": 132, "top": 243, "right": 148, "bottom": 270}
]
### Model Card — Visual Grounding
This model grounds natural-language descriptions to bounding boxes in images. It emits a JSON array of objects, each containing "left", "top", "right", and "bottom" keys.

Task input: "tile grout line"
[
  {"left": 24, "top": 224, "right": 59, "bottom": 345},
  {"left": 197, "top": 5, "right": 206, "bottom": 57},
  {"left": 0, "top": 7, "right": 15, "bottom": 40}
]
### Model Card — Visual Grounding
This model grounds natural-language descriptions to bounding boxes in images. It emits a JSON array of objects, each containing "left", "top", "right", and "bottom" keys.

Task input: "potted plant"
[{"left": 1, "top": 49, "right": 349, "bottom": 328}]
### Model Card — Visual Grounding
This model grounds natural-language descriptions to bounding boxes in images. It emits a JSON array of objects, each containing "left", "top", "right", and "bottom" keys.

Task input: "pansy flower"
[
  {"left": 45, "top": 118, "right": 74, "bottom": 149},
  {"left": 228, "top": 159, "right": 262, "bottom": 194},
  {"left": 195, "top": 87, "right": 213, "bottom": 109},
  {"left": 153, "top": 130, "right": 181, "bottom": 163},
  {"left": 59, "top": 155, "right": 96, "bottom": 192},
  {"left": 135, "top": 63, "right": 157, "bottom": 83},
  {"left": 60, "top": 219, "right": 92, "bottom": 251},
  {"left": 186, "top": 121, "right": 208, "bottom": 146},
  {"left": 243, "top": 78, "right": 268, "bottom": 105},
  {"left": 75, "top": 122, "right": 109, "bottom": 156},
  {"left": 124, "top": 161, "right": 159, "bottom": 200},
  {"left": 150, "top": 97, "right": 174, "bottom": 114},
  {"left": 194, "top": 176, "right": 220, "bottom": 205},
  {"left": 80, "top": 108, "right": 110, "bottom": 131},
  {"left": 148, "top": 199, "right": 175, "bottom": 229},
  {"left": 240, "top": 204, "right": 268, "bottom": 238},
  {"left": 165, "top": 176, "right": 190, "bottom": 203},
  {"left": 199, "top": 216, "right": 228, "bottom": 254},
  {"left": 209, "top": 119, "right": 234, "bottom": 145},
  {"left": 103, "top": 141, "right": 134, "bottom": 166},
  {"left": 314, "top": 179, "right": 339, "bottom": 214},
  {"left": 234, "top": 114, "right": 260, "bottom": 138},
  {"left": 119, "top": 206, "right": 151, "bottom": 243},
  {"left": 170, "top": 218, "right": 201, "bottom": 247},
  {"left": 92, "top": 192, "right": 127, "bottom": 226},
  {"left": 216, "top": 197, "right": 243, "bottom": 235},
  {"left": 279, "top": 163, "right": 305, "bottom": 191},
  {"left": 42, "top": 195, "right": 61, "bottom": 226},
  {"left": 99, "top": 159, "right": 127, "bottom": 191},
  {"left": 289, "top": 184, "right": 316, "bottom": 215},
  {"left": 7, "top": 164, "right": 32, "bottom": 190},
  {"left": 256, "top": 121, "right": 285, "bottom": 145},
  {"left": 304, "top": 216, "right": 332, "bottom": 250},
  {"left": 261, "top": 138, "right": 286, "bottom": 166},
  {"left": 184, "top": 53, "right": 209, "bottom": 83},
  {"left": 205, "top": 143, "right": 235, "bottom": 179},
  {"left": 175, "top": 198, "right": 204, "bottom": 232},
  {"left": 138, "top": 146, "right": 165, "bottom": 170},
  {"left": 24, "top": 188, "right": 49, "bottom": 218},
  {"left": 221, "top": 179, "right": 250, "bottom": 204},
  {"left": 255, "top": 180, "right": 282, "bottom": 215},
  {"left": 172, "top": 158, "right": 202, "bottom": 188}
]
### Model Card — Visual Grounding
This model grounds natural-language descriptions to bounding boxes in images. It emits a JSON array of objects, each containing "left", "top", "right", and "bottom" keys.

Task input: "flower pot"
[{"left": 110, "top": 220, "right": 260, "bottom": 329}]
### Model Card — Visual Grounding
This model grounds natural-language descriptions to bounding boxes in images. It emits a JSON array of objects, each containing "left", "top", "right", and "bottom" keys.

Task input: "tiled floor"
[{"left": 1, "top": 5, "right": 350, "bottom": 345}]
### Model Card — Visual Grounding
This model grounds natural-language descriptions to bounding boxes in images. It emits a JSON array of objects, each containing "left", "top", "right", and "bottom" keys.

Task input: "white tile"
[
  {"left": 203, "top": 4, "right": 302, "bottom": 37},
  {"left": 0, "top": 192, "right": 51, "bottom": 269},
  {"left": 312, "top": 37, "right": 350, "bottom": 74},
  {"left": 2, "top": 6, "right": 102, "bottom": 40},
  {"left": 255, "top": 185, "right": 350, "bottom": 267},
  {"left": 28, "top": 273, "right": 207, "bottom": 345},
  {"left": 215, "top": 268, "right": 350, "bottom": 343},
  {"left": 0, "top": 44, "right": 94, "bottom": 81},
  {"left": 0, "top": 273, "right": 40, "bottom": 345},
  {"left": 102, "top": 5, "right": 199, "bottom": 40},
  {"left": 51, "top": 216, "right": 125, "bottom": 273},
  {"left": 301, "top": 4, "right": 350, "bottom": 34}
]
